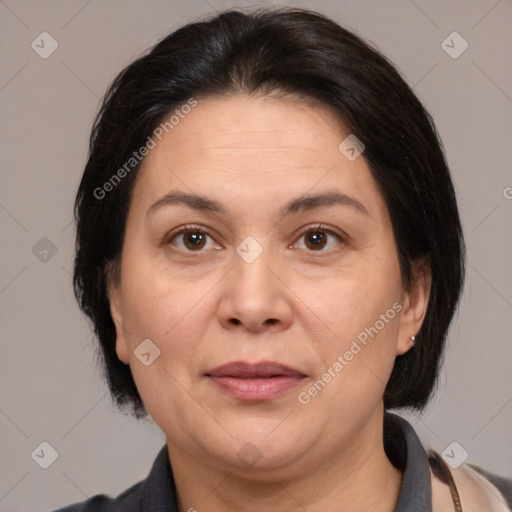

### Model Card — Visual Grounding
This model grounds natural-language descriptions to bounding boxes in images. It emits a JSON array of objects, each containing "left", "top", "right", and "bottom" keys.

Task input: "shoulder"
[
  {"left": 430, "top": 454, "right": 512, "bottom": 512},
  {"left": 52, "top": 445, "right": 176, "bottom": 512},
  {"left": 386, "top": 413, "right": 511, "bottom": 512},
  {"left": 454, "top": 463, "right": 511, "bottom": 511},
  {"left": 52, "top": 480, "right": 143, "bottom": 512}
]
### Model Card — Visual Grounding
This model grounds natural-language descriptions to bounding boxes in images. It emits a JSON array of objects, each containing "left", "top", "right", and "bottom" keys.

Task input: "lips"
[
  {"left": 206, "top": 361, "right": 305, "bottom": 378},
  {"left": 205, "top": 361, "right": 306, "bottom": 401}
]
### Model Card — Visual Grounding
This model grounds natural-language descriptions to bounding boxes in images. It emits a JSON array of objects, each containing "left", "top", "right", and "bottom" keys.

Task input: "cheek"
[
  {"left": 299, "top": 252, "right": 403, "bottom": 401},
  {"left": 300, "top": 309, "right": 401, "bottom": 425},
  {"left": 119, "top": 249, "right": 211, "bottom": 339},
  {"left": 308, "top": 260, "right": 402, "bottom": 352},
  {"left": 117, "top": 266, "right": 215, "bottom": 404},
  {"left": 320, "top": 298, "right": 401, "bottom": 390},
  {"left": 120, "top": 275, "right": 211, "bottom": 427}
]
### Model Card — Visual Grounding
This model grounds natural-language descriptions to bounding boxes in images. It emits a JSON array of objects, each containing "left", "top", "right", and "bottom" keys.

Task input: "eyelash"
[{"left": 165, "top": 223, "right": 347, "bottom": 255}]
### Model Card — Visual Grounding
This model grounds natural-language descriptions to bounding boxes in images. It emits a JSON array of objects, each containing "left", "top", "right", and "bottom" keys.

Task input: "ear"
[
  {"left": 396, "top": 257, "right": 431, "bottom": 356},
  {"left": 105, "top": 263, "right": 130, "bottom": 365}
]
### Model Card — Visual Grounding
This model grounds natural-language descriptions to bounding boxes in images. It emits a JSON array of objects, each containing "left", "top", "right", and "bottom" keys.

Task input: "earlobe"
[{"left": 396, "top": 258, "right": 431, "bottom": 356}]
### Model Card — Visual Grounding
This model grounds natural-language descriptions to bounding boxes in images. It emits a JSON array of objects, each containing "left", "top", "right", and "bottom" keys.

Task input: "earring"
[{"left": 410, "top": 335, "right": 416, "bottom": 347}]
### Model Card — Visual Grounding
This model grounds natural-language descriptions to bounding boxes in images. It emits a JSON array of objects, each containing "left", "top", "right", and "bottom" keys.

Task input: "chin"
[{"left": 215, "top": 429, "right": 313, "bottom": 473}]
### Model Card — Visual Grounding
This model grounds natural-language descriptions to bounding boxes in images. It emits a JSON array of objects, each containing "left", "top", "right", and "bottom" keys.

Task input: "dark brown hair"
[{"left": 73, "top": 7, "right": 465, "bottom": 419}]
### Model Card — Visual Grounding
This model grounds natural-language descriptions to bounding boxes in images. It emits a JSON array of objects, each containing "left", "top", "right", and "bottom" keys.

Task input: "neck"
[{"left": 168, "top": 409, "right": 403, "bottom": 512}]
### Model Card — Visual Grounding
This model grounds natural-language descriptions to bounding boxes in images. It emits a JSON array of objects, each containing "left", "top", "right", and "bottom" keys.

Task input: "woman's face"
[{"left": 108, "top": 94, "right": 428, "bottom": 473}]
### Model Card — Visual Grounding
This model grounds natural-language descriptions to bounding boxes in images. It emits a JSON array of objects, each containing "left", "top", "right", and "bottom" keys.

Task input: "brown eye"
[
  {"left": 168, "top": 226, "right": 220, "bottom": 252},
  {"left": 304, "top": 231, "right": 328, "bottom": 250},
  {"left": 294, "top": 226, "right": 345, "bottom": 252},
  {"left": 182, "top": 231, "right": 207, "bottom": 250}
]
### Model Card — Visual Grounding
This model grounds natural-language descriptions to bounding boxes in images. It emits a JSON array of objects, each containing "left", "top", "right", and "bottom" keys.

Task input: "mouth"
[{"left": 205, "top": 361, "right": 307, "bottom": 401}]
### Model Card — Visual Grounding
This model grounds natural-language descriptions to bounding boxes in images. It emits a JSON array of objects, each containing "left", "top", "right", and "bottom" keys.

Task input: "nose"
[{"left": 216, "top": 243, "right": 294, "bottom": 333}]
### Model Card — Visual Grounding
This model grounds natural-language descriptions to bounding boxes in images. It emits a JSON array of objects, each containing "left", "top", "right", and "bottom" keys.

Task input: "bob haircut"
[{"left": 73, "top": 7, "right": 465, "bottom": 419}]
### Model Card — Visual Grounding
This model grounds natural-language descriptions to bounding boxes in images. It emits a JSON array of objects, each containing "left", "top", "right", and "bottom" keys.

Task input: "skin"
[{"left": 107, "top": 94, "right": 431, "bottom": 512}]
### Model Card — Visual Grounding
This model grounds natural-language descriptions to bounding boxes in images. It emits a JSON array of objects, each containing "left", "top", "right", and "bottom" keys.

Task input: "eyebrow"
[
  {"left": 281, "top": 191, "right": 369, "bottom": 218},
  {"left": 146, "top": 190, "right": 369, "bottom": 219}
]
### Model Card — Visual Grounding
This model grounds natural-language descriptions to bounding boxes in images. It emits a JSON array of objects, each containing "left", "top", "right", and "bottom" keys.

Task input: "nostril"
[{"left": 228, "top": 318, "right": 278, "bottom": 327}]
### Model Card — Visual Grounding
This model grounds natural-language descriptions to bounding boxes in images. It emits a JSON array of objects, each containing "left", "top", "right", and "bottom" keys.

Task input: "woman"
[{"left": 56, "top": 7, "right": 511, "bottom": 512}]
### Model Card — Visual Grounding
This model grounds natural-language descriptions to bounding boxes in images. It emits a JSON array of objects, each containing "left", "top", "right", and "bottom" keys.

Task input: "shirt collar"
[{"left": 386, "top": 412, "right": 433, "bottom": 511}]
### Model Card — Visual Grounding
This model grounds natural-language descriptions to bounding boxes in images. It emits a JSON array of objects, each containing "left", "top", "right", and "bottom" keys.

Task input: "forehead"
[
  {"left": 131, "top": 94, "right": 384, "bottom": 217},
  {"left": 154, "top": 94, "right": 343, "bottom": 157}
]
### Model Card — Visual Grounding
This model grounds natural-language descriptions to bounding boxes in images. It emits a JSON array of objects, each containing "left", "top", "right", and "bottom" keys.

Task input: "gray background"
[{"left": 0, "top": 0, "right": 511, "bottom": 510}]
